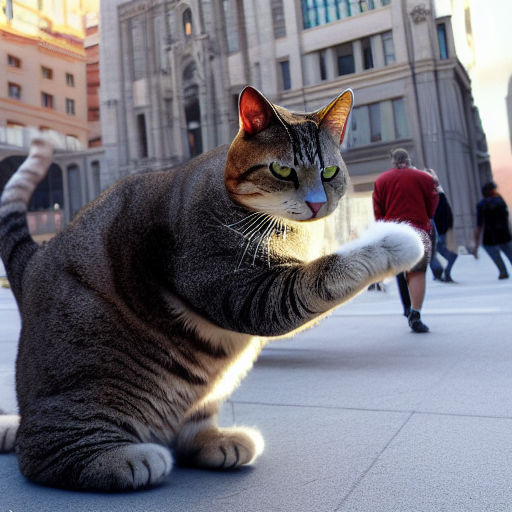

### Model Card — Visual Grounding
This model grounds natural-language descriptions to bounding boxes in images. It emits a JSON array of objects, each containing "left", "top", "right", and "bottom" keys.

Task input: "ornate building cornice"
[{"left": 410, "top": 4, "right": 431, "bottom": 23}]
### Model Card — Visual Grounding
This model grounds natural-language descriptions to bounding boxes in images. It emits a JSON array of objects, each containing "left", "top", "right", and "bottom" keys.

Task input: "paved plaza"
[{"left": 0, "top": 253, "right": 511, "bottom": 511}]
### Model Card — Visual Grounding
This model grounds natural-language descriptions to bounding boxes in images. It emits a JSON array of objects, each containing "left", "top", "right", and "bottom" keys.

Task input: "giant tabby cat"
[{"left": 0, "top": 87, "right": 423, "bottom": 491}]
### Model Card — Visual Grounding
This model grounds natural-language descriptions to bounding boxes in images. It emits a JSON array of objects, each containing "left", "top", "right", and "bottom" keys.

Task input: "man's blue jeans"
[
  {"left": 483, "top": 241, "right": 512, "bottom": 277},
  {"left": 430, "top": 233, "right": 457, "bottom": 279}
]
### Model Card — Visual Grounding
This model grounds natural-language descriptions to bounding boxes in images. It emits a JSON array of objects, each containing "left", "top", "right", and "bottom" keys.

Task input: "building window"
[
  {"left": 381, "top": 0, "right": 391, "bottom": 5},
  {"left": 222, "top": 0, "right": 240, "bottom": 53},
  {"left": 6, "top": 122, "right": 24, "bottom": 146},
  {"left": 130, "top": 16, "right": 146, "bottom": 81},
  {"left": 66, "top": 98, "right": 76, "bottom": 115},
  {"left": 8, "top": 82, "right": 21, "bottom": 100},
  {"left": 41, "top": 66, "right": 53, "bottom": 79},
  {"left": 344, "top": 98, "right": 409, "bottom": 150},
  {"left": 41, "top": 92, "right": 54, "bottom": 109},
  {"left": 369, "top": 103, "right": 381, "bottom": 142},
  {"left": 392, "top": 98, "right": 408, "bottom": 139},
  {"left": 437, "top": 23, "right": 448, "bottom": 59},
  {"left": 137, "top": 113, "right": 149, "bottom": 158},
  {"left": 7, "top": 54, "right": 21, "bottom": 68},
  {"left": 336, "top": 43, "right": 354, "bottom": 76},
  {"left": 272, "top": 0, "right": 286, "bottom": 38},
  {"left": 361, "top": 37, "right": 373, "bottom": 70},
  {"left": 358, "top": 0, "right": 375, "bottom": 11},
  {"left": 301, "top": 0, "right": 378, "bottom": 29},
  {"left": 66, "top": 73, "right": 75, "bottom": 86},
  {"left": 319, "top": 50, "right": 327, "bottom": 81},
  {"left": 280, "top": 60, "right": 291, "bottom": 90},
  {"left": 183, "top": 8, "right": 193, "bottom": 37},
  {"left": 382, "top": 31, "right": 395, "bottom": 65}
]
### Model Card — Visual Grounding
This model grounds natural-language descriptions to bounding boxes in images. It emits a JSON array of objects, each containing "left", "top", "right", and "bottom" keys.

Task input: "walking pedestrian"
[
  {"left": 473, "top": 181, "right": 512, "bottom": 279},
  {"left": 373, "top": 149, "right": 439, "bottom": 333},
  {"left": 429, "top": 183, "right": 458, "bottom": 282}
]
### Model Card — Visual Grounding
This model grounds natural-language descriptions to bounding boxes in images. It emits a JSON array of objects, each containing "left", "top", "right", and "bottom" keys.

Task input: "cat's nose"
[{"left": 306, "top": 201, "right": 326, "bottom": 217}]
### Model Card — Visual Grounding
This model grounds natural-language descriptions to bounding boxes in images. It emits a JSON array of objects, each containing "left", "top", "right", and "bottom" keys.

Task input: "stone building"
[
  {"left": 0, "top": 0, "right": 104, "bottom": 240},
  {"left": 99, "top": 0, "right": 490, "bottom": 246}
]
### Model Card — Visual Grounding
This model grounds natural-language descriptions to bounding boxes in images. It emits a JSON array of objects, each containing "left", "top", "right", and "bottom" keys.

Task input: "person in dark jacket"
[
  {"left": 474, "top": 181, "right": 512, "bottom": 279},
  {"left": 430, "top": 187, "right": 458, "bottom": 282}
]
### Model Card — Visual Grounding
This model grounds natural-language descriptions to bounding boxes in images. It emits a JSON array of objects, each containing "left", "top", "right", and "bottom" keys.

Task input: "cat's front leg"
[{"left": 174, "top": 408, "right": 264, "bottom": 469}]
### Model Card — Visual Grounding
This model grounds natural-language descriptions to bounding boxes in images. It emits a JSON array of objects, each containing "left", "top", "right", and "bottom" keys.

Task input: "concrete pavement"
[{"left": 1, "top": 252, "right": 511, "bottom": 511}]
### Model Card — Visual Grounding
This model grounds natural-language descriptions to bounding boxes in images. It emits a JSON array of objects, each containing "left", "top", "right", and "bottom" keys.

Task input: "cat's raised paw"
[
  {"left": 338, "top": 221, "right": 423, "bottom": 276},
  {"left": 78, "top": 442, "right": 173, "bottom": 491},
  {"left": 177, "top": 426, "right": 264, "bottom": 470},
  {"left": 375, "top": 221, "right": 424, "bottom": 272}
]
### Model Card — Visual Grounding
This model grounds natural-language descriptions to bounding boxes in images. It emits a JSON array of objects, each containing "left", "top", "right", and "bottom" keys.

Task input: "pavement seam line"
[
  {"left": 333, "top": 411, "right": 415, "bottom": 512},
  {"left": 230, "top": 399, "right": 512, "bottom": 421}
]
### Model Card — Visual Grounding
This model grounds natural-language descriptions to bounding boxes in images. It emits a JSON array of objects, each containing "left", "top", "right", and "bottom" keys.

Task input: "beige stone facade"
[{"left": 99, "top": 0, "right": 490, "bottom": 246}]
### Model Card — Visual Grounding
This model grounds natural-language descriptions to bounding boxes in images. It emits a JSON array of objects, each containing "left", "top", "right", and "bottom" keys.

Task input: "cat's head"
[{"left": 225, "top": 86, "right": 353, "bottom": 222}]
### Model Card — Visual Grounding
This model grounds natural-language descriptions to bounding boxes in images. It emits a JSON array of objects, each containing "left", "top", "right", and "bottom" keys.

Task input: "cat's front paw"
[
  {"left": 338, "top": 221, "right": 423, "bottom": 276},
  {"left": 371, "top": 221, "right": 424, "bottom": 273},
  {"left": 176, "top": 426, "right": 264, "bottom": 469}
]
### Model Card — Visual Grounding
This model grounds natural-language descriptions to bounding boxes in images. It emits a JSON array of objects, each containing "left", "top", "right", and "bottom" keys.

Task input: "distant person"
[
  {"left": 473, "top": 181, "right": 512, "bottom": 279},
  {"left": 373, "top": 149, "right": 439, "bottom": 333},
  {"left": 429, "top": 180, "right": 458, "bottom": 282}
]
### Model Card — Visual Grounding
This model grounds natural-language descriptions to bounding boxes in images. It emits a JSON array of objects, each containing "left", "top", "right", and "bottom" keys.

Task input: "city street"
[{"left": 0, "top": 253, "right": 511, "bottom": 511}]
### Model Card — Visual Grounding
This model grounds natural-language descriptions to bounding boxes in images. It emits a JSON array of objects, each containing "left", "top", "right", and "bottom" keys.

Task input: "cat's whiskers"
[
  {"left": 240, "top": 213, "right": 270, "bottom": 237},
  {"left": 223, "top": 212, "right": 261, "bottom": 230},
  {"left": 252, "top": 218, "right": 278, "bottom": 267},
  {"left": 236, "top": 214, "right": 280, "bottom": 269},
  {"left": 236, "top": 216, "right": 270, "bottom": 269}
]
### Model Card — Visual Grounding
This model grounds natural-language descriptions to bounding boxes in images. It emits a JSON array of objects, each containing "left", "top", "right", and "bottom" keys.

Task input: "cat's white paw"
[
  {"left": 338, "top": 221, "right": 424, "bottom": 275},
  {"left": 177, "top": 426, "right": 264, "bottom": 469},
  {"left": 78, "top": 443, "right": 173, "bottom": 491},
  {"left": 0, "top": 415, "right": 20, "bottom": 453}
]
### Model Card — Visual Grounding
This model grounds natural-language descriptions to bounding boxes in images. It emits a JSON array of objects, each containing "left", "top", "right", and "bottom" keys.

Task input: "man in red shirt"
[{"left": 372, "top": 148, "right": 439, "bottom": 333}]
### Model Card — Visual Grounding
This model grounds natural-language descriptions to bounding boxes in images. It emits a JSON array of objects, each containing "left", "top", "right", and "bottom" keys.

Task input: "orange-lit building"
[{"left": 0, "top": 0, "right": 103, "bottom": 240}]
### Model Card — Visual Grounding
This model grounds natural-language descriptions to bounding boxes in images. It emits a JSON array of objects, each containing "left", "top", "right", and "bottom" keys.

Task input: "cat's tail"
[{"left": 0, "top": 138, "right": 53, "bottom": 302}]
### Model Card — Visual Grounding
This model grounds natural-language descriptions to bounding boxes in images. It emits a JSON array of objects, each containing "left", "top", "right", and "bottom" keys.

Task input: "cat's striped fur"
[{"left": 0, "top": 87, "right": 423, "bottom": 491}]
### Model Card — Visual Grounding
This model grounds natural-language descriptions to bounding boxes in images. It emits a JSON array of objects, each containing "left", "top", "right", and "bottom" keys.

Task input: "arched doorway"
[
  {"left": 0, "top": 155, "right": 64, "bottom": 238},
  {"left": 182, "top": 62, "right": 203, "bottom": 158}
]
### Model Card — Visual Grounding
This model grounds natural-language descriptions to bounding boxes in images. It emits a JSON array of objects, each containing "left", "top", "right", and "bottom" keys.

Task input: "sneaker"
[
  {"left": 408, "top": 310, "right": 429, "bottom": 333},
  {"left": 441, "top": 274, "right": 456, "bottom": 283},
  {"left": 498, "top": 273, "right": 509, "bottom": 280}
]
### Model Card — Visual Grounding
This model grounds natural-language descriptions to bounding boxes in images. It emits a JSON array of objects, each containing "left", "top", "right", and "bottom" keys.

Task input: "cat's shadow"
[{"left": 256, "top": 347, "right": 420, "bottom": 371}]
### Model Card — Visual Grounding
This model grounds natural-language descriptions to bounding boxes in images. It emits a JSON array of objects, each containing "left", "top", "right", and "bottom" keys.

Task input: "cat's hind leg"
[
  {"left": 76, "top": 442, "right": 173, "bottom": 491},
  {"left": 175, "top": 409, "right": 264, "bottom": 469},
  {"left": 0, "top": 414, "right": 19, "bottom": 453}
]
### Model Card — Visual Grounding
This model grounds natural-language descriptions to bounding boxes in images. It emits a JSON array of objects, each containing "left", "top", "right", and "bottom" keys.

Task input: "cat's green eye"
[
  {"left": 270, "top": 162, "right": 293, "bottom": 180},
  {"left": 322, "top": 165, "right": 339, "bottom": 181}
]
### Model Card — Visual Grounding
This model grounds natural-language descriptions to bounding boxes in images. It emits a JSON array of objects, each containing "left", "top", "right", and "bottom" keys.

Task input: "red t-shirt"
[{"left": 372, "top": 167, "right": 439, "bottom": 233}]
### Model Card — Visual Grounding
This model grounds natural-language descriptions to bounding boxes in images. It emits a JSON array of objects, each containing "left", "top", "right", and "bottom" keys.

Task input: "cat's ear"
[
  {"left": 238, "top": 86, "right": 276, "bottom": 136},
  {"left": 314, "top": 89, "right": 354, "bottom": 144}
]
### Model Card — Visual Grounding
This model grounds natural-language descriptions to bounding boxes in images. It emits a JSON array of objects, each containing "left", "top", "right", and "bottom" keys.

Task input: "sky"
[{"left": 466, "top": 0, "right": 512, "bottom": 202}]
